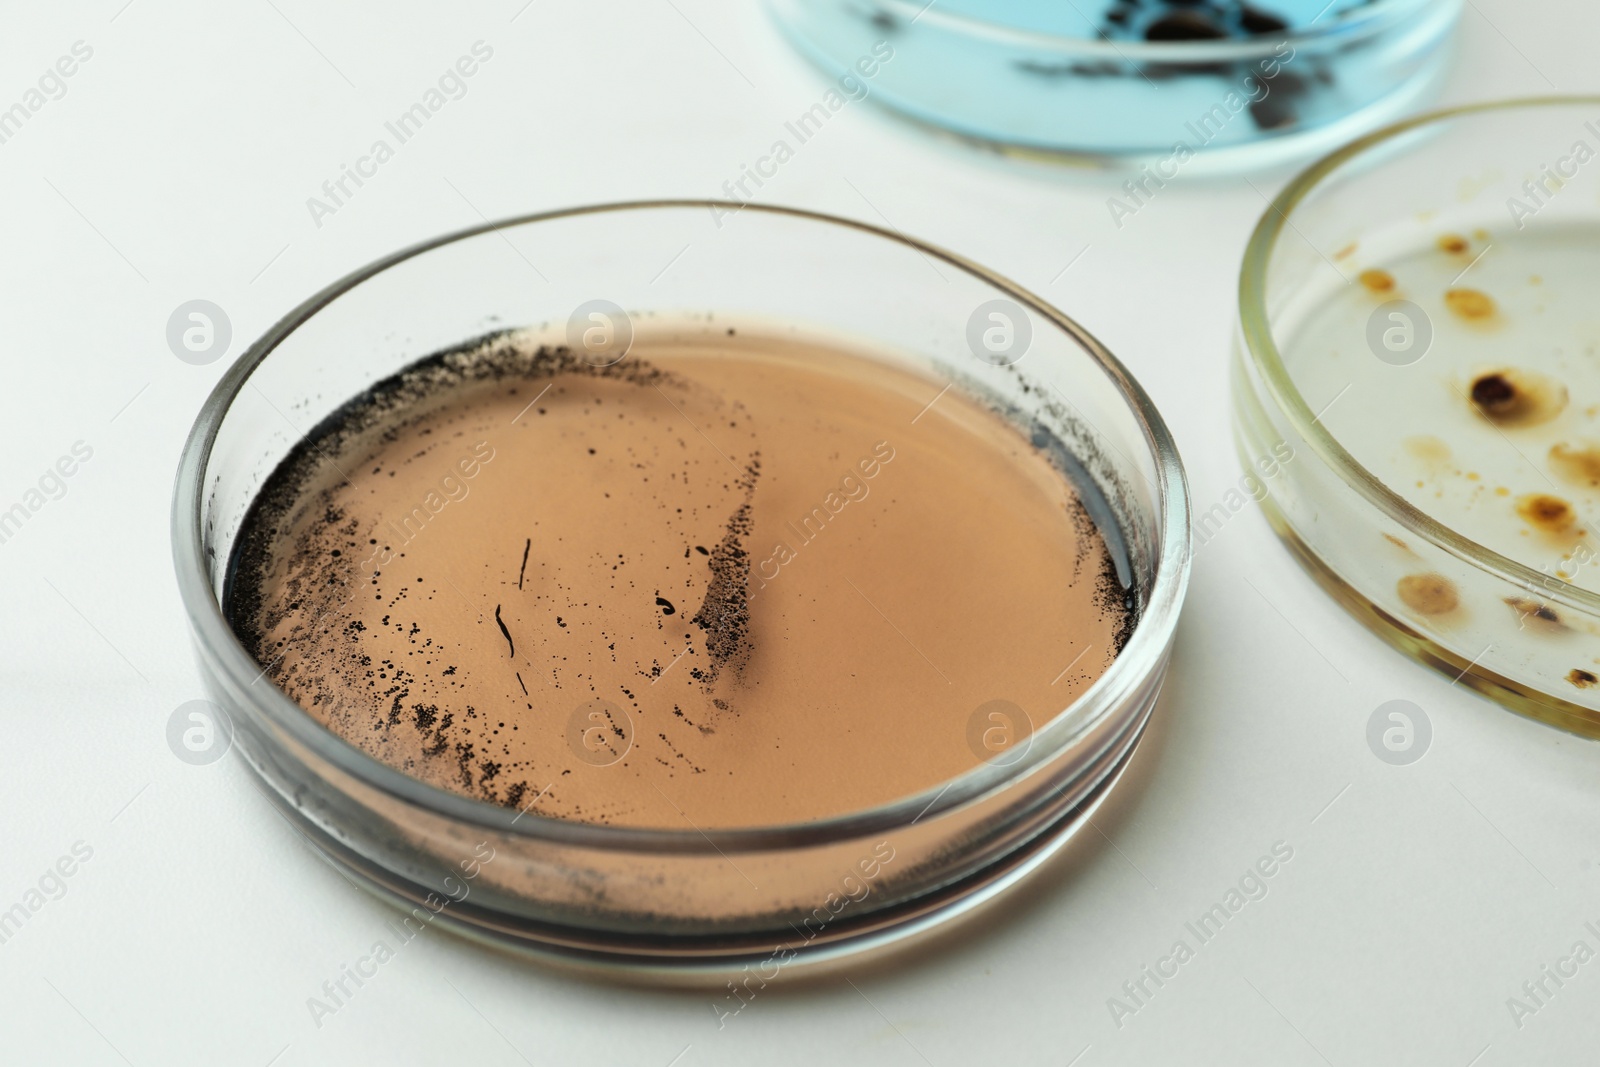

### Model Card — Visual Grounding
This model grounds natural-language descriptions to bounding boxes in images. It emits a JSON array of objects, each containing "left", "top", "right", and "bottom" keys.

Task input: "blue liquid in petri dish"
[{"left": 768, "top": 0, "right": 1462, "bottom": 166}]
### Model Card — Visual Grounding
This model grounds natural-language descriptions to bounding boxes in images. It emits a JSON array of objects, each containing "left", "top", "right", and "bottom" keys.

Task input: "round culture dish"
[
  {"left": 174, "top": 201, "right": 1191, "bottom": 972},
  {"left": 1235, "top": 98, "right": 1600, "bottom": 737},
  {"left": 767, "top": 0, "right": 1461, "bottom": 169}
]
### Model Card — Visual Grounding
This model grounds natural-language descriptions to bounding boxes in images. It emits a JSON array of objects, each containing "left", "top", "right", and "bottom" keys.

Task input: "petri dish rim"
[
  {"left": 1237, "top": 96, "right": 1600, "bottom": 621},
  {"left": 866, "top": 0, "right": 1434, "bottom": 58},
  {"left": 172, "top": 199, "right": 1192, "bottom": 856}
]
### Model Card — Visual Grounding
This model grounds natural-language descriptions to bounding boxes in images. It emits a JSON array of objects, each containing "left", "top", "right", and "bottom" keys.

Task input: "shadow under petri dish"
[{"left": 225, "top": 325, "right": 1135, "bottom": 829}]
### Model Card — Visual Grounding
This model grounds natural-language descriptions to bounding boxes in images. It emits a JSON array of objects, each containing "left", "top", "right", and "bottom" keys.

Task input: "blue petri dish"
[{"left": 767, "top": 0, "right": 1463, "bottom": 170}]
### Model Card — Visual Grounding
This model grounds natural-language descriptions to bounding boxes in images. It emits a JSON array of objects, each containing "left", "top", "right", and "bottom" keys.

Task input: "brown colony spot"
[
  {"left": 1444, "top": 288, "right": 1496, "bottom": 321},
  {"left": 1505, "top": 596, "right": 1565, "bottom": 632},
  {"left": 1568, "top": 668, "right": 1598, "bottom": 689},
  {"left": 1549, "top": 442, "right": 1600, "bottom": 489},
  {"left": 1396, "top": 573, "right": 1459, "bottom": 616},
  {"left": 1436, "top": 234, "right": 1469, "bottom": 255},
  {"left": 1468, "top": 369, "right": 1567, "bottom": 427},
  {"left": 1470, "top": 373, "right": 1515, "bottom": 414},
  {"left": 1403, "top": 436, "right": 1451, "bottom": 464},
  {"left": 1516, "top": 493, "right": 1577, "bottom": 533},
  {"left": 1359, "top": 269, "right": 1395, "bottom": 294}
]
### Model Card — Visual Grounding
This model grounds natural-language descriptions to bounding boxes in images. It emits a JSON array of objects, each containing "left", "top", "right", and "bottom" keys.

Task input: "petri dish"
[
  {"left": 1234, "top": 98, "right": 1600, "bottom": 738},
  {"left": 766, "top": 0, "right": 1461, "bottom": 170},
  {"left": 172, "top": 202, "right": 1192, "bottom": 974}
]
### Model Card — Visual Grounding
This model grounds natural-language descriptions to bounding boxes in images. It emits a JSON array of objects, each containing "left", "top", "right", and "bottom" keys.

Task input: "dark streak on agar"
[
  {"left": 1012, "top": 2, "right": 1322, "bottom": 132},
  {"left": 690, "top": 457, "right": 760, "bottom": 685},
  {"left": 1145, "top": 11, "right": 1228, "bottom": 40},
  {"left": 518, "top": 537, "right": 530, "bottom": 589},
  {"left": 1238, "top": 5, "right": 1289, "bottom": 33},
  {"left": 494, "top": 603, "right": 515, "bottom": 658}
]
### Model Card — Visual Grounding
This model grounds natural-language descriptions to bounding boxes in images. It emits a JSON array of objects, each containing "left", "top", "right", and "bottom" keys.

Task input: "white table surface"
[{"left": 3, "top": 2, "right": 1597, "bottom": 1063}]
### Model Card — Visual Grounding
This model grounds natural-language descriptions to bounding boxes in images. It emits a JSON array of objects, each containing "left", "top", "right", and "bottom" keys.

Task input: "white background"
[{"left": 2, "top": 1, "right": 1597, "bottom": 1064}]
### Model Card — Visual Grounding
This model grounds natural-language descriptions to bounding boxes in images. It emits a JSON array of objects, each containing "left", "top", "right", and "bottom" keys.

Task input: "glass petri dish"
[
  {"left": 1234, "top": 98, "right": 1600, "bottom": 738},
  {"left": 765, "top": 0, "right": 1461, "bottom": 170},
  {"left": 172, "top": 202, "right": 1191, "bottom": 974}
]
